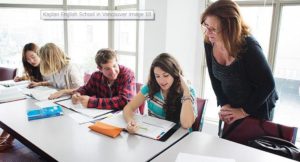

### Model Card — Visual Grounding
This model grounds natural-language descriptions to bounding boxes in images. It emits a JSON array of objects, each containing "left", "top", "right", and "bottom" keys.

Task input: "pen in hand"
[
  {"left": 137, "top": 125, "right": 148, "bottom": 131},
  {"left": 127, "top": 120, "right": 138, "bottom": 134}
]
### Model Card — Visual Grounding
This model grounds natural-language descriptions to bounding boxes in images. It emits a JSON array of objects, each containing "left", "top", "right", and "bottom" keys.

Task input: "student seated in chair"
[
  {"left": 71, "top": 48, "right": 136, "bottom": 110},
  {"left": 0, "top": 42, "right": 46, "bottom": 152},
  {"left": 28, "top": 43, "right": 84, "bottom": 99},
  {"left": 14, "top": 43, "right": 43, "bottom": 82},
  {"left": 123, "top": 53, "right": 197, "bottom": 134}
]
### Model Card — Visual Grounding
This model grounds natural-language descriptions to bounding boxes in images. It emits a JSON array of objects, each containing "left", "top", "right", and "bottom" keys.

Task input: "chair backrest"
[
  {"left": 136, "top": 82, "right": 145, "bottom": 115},
  {"left": 221, "top": 117, "right": 298, "bottom": 144},
  {"left": 83, "top": 72, "right": 92, "bottom": 84},
  {"left": 192, "top": 98, "right": 207, "bottom": 131},
  {"left": 0, "top": 67, "right": 17, "bottom": 81}
]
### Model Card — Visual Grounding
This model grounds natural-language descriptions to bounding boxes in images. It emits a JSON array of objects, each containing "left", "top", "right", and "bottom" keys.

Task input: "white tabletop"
[
  {"left": 0, "top": 99, "right": 188, "bottom": 162},
  {"left": 151, "top": 132, "right": 296, "bottom": 162}
]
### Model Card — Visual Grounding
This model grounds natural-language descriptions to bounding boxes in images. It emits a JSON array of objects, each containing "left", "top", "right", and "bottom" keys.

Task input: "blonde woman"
[{"left": 29, "top": 43, "right": 83, "bottom": 99}]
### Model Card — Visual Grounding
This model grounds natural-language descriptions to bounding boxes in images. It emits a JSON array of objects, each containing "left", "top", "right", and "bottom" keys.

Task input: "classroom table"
[
  {"left": 0, "top": 98, "right": 188, "bottom": 162},
  {"left": 150, "top": 131, "right": 296, "bottom": 162}
]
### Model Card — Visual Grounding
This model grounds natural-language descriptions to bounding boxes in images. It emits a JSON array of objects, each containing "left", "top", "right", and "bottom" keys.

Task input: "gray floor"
[{"left": 0, "top": 130, "right": 45, "bottom": 162}]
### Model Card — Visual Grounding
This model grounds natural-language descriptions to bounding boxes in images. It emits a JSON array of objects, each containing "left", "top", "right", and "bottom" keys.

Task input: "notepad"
[
  {"left": 27, "top": 105, "right": 64, "bottom": 121},
  {"left": 56, "top": 99, "right": 113, "bottom": 118},
  {"left": 100, "top": 111, "right": 177, "bottom": 140}
]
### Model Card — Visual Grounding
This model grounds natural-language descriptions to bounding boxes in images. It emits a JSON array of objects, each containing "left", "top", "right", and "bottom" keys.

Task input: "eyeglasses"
[{"left": 201, "top": 24, "right": 221, "bottom": 35}]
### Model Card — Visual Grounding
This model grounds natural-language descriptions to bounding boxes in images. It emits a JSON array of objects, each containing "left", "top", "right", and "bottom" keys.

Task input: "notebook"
[
  {"left": 27, "top": 105, "right": 64, "bottom": 121},
  {"left": 100, "top": 111, "right": 177, "bottom": 140},
  {"left": 0, "top": 80, "right": 29, "bottom": 87},
  {"left": 56, "top": 99, "right": 113, "bottom": 118},
  {"left": 0, "top": 87, "right": 27, "bottom": 103},
  {"left": 21, "top": 86, "right": 70, "bottom": 101}
]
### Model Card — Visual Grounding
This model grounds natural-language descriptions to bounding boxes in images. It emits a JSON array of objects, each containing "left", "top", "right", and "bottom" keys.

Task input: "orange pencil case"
[{"left": 88, "top": 121, "right": 122, "bottom": 138}]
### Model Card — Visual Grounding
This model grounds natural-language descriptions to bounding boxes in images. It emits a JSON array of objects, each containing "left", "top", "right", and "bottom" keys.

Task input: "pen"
[
  {"left": 156, "top": 131, "right": 165, "bottom": 139},
  {"left": 142, "top": 121, "right": 165, "bottom": 129},
  {"left": 80, "top": 113, "right": 113, "bottom": 124},
  {"left": 138, "top": 126, "right": 148, "bottom": 131}
]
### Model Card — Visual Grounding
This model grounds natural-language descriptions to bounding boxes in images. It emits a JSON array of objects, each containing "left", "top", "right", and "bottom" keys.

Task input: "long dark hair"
[
  {"left": 22, "top": 43, "right": 43, "bottom": 81},
  {"left": 148, "top": 53, "right": 183, "bottom": 123}
]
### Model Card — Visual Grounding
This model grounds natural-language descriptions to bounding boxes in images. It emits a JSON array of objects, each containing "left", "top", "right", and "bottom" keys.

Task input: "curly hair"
[
  {"left": 148, "top": 53, "right": 183, "bottom": 123},
  {"left": 22, "top": 43, "right": 43, "bottom": 82}
]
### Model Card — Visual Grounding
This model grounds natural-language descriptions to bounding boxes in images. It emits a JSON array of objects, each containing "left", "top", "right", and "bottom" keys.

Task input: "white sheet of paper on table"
[{"left": 175, "top": 152, "right": 236, "bottom": 162}]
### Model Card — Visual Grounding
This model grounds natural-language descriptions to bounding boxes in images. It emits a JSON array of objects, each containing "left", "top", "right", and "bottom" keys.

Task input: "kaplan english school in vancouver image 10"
[
  {"left": 1, "top": 0, "right": 300, "bottom": 161},
  {"left": 40, "top": 10, "right": 154, "bottom": 20}
]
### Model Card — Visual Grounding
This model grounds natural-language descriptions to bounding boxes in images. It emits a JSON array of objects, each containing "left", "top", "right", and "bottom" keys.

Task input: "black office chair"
[{"left": 0, "top": 67, "right": 17, "bottom": 81}]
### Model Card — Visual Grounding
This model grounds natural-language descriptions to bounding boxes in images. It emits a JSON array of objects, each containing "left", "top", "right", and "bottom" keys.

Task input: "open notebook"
[
  {"left": 21, "top": 86, "right": 70, "bottom": 101},
  {"left": 0, "top": 87, "right": 27, "bottom": 103},
  {"left": 100, "top": 111, "right": 177, "bottom": 140},
  {"left": 0, "top": 80, "right": 29, "bottom": 87},
  {"left": 56, "top": 99, "right": 113, "bottom": 118}
]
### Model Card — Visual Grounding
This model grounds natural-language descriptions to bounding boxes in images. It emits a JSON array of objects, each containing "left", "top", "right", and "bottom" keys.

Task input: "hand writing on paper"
[
  {"left": 72, "top": 92, "right": 81, "bottom": 104},
  {"left": 79, "top": 95, "right": 89, "bottom": 108},
  {"left": 14, "top": 76, "right": 22, "bottom": 82},
  {"left": 48, "top": 90, "right": 64, "bottom": 100},
  {"left": 127, "top": 120, "right": 138, "bottom": 134},
  {"left": 28, "top": 81, "right": 40, "bottom": 88}
]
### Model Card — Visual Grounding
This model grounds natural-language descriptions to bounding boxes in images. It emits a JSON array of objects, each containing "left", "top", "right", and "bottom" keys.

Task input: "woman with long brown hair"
[
  {"left": 1, "top": 42, "right": 44, "bottom": 152},
  {"left": 201, "top": 0, "right": 278, "bottom": 125},
  {"left": 123, "top": 53, "right": 197, "bottom": 133},
  {"left": 14, "top": 42, "right": 43, "bottom": 82}
]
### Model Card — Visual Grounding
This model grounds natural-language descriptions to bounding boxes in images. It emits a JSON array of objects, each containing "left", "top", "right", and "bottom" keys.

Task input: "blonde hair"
[{"left": 38, "top": 43, "right": 69, "bottom": 76}]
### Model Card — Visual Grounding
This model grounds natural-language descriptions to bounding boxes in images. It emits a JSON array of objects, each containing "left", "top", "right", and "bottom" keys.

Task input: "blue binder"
[{"left": 27, "top": 105, "right": 64, "bottom": 121}]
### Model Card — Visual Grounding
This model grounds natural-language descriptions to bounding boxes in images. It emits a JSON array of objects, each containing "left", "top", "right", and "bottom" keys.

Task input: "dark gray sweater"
[{"left": 205, "top": 36, "right": 278, "bottom": 120}]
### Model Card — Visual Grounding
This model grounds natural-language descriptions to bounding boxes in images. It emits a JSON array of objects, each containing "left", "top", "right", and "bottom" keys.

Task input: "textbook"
[
  {"left": 27, "top": 105, "right": 64, "bottom": 121},
  {"left": 100, "top": 111, "right": 177, "bottom": 141},
  {"left": 56, "top": 99, "right": 113, "bottom": 118}
]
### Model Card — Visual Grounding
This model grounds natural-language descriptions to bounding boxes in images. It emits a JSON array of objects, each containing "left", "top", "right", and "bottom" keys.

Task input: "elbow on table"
[{"left": 180, "top": 120, "right": 194, "bottom": 129}]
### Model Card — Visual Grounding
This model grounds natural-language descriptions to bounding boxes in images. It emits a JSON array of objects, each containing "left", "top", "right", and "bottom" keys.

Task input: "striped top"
[{"left": 140, "top": 85, "right": 198, "bottom": 121}]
